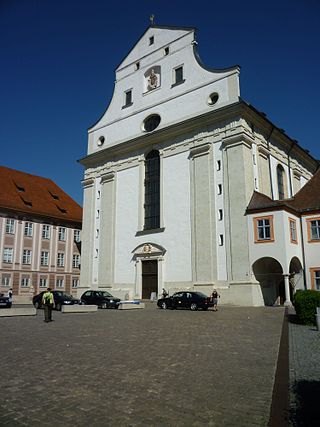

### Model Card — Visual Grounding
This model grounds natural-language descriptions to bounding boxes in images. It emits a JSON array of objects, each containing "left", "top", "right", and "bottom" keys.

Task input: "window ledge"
[
  {"left": 135, "top": 227, "right": 165, "bottom": 236},
  {"left": 122, "top": 102, "right": 133, "bottom": 109},
  {"left": 171, "top": 79, "right": 185, "bottom": 88}
]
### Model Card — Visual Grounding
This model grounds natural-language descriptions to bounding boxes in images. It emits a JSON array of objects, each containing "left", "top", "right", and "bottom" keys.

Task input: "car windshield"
[
  {"left": 55, "top": 291, "right": 73, "bottom": 298},
  {"left": 194, "top": 292, "right": 208, "bottom": 298},
  {"left": 97, "top": 291, "right": 113, "bottom": 297}
]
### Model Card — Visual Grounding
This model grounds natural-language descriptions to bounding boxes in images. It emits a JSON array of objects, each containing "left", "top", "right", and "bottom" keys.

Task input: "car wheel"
[
  {"left": 190, "top": 303, "right": 198, "bottom": 311},
  {"left": 101, "top": 302, "right": 107, "bottom": 309},
  {"left": 56, "top": 303, "right": 62, "bottom": 311},
  {"left": 160, "top": 301, "right": 167, "bottom": 309},
  {"left": 34, "top": 301, "right": 40, "bottom": 309}
]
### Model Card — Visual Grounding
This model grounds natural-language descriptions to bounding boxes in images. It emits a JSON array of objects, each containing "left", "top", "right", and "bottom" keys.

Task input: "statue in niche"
[{"left": 147, "top": 69, "right": 158, "bottom": 90}]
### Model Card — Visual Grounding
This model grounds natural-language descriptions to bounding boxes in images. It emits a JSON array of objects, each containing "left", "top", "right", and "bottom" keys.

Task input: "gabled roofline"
[{"left": 115, "top": 24, "right": 196, "bottom": 71}]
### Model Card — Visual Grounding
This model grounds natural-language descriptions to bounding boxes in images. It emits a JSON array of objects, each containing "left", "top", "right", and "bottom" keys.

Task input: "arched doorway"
[
  {"left": 252, "top": 257, "right": 284, "bottom": 306},
  {"left": 132, "top": 243, "right": 166, "bottom": 299},
  {"left": 289, "top": 257, "right": 304, "bottom": 295}
]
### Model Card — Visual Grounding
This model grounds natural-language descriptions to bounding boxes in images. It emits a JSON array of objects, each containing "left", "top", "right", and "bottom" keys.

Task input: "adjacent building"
[
  {"left": 79, "top": 24, "right": 319, "bottom": 306},
  {"left": 0, "top": 166, "right": 82, "bottom": 302}
]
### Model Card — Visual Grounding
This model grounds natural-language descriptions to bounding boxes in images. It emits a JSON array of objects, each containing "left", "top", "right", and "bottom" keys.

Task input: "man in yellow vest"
[{"left": 42, "top": 287, "right": 55, "bottom": 322}]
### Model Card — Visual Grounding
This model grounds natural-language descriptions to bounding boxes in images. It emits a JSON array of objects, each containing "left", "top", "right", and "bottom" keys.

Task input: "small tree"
[{"left": 293, "top": 290, "right": 320, "bottom": 325}]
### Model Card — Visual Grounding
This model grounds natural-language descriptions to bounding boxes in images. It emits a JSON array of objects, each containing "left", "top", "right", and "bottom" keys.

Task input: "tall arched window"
[
  {"left": 277, "top": 164, "right": 287, "bottom": 200},
  {"left": 144, "top": 150, "right": 160, "bottom": 230}
]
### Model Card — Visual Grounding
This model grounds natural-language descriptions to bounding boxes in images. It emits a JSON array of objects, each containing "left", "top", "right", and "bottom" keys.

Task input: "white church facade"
[{"left": 79, "top": 24, "right": 319, "bottom": 306}]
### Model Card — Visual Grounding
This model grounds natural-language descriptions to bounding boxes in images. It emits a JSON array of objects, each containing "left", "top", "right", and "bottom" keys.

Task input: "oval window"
[
  {"left": 97, "top": 136, "right": 105, "bottom": 147},
  {"left": 208, "top": 93, "right": 219, "bottom": 106},
  {"left": 143, "top": 114, "right": 161, "bottom": 132}
]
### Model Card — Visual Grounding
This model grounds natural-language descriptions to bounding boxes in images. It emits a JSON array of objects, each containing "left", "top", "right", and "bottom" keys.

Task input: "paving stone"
[{"left": 0, "top": 305, "right": 284, "bottom": 426}]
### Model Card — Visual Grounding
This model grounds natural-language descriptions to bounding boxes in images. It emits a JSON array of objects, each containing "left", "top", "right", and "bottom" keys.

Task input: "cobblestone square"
[{"left": 0, "top": 305, "right": 284, "bottom": 427}]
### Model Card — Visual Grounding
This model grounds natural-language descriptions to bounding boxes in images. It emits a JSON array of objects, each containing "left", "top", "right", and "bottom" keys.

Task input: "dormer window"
[
  {"left": 123, "top": 89, "right": 133, "bottom": 108},
  {"left": 149, "top": 36, "right": 154, "bottom": 45},
  {"left": 172, "top": 66, "right": 185, "bottom": 87}
]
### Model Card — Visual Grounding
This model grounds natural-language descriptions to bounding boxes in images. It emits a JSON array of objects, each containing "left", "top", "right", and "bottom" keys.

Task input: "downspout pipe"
[
  {"left": 267, "top": 126, "right": 275, "bottom": 200},
  {"left": 287, "top": 141, "right": 295, "bottom": 197}
]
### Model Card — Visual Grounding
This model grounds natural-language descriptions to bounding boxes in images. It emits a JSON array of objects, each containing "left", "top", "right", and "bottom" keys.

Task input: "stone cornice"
[
  {"left": 81, "top": 178, "right": 95, "bottom": 189},
  {"left": 189, "top": 143, "right": 211, "bottom": 159},
  {"left": 100, "top": 172, "right": 115, "bottom": 184},
  {"left": 221, "top": 130, "right": 254, "bottom": 150}
]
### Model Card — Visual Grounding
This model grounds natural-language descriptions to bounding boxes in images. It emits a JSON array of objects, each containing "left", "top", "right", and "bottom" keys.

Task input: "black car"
[
  {"left": 33, "top": 291, "right": 81, "bottom": 311},
  {"left": 0, "top": 293, "right": 12, "bottom": 309},
  {"left": 81, "top": 290, "right": 121, "bottom": 309},
  {"left": 157, "top": 291, "right": 213, "bottom": 311}
]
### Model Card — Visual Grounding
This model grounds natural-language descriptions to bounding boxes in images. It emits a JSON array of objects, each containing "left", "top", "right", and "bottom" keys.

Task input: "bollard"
[{"left": 316, "top": 308, "right": 320, "bottom": 331}]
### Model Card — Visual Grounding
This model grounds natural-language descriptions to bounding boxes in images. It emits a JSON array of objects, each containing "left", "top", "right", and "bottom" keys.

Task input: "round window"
[
  {"left": 208, "top": 92, "right": 219, "bottom": 106},
  {"left": 97, "top": 136, "right": 105, "bottom": 147},
  {"left": 143, "top": 114, "right": 161, "bottom": 132}
]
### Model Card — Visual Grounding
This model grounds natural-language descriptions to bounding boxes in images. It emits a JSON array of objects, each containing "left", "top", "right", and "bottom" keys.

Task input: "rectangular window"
[
  {"left": 3, "top": 248, "right": 13, "bottom": 263},
  {"left": 72, "top": 254, "right": 80, "bottom": 268},
  {"left": 310, "top": 268, "right": 320, "bottom": 291},
  {"left": 124, "top": 90, "right": 132, "bottom": 107},
  {"left": 40, "top": 251, "right": 49, "bottom": 266},
  {"left": 21, "top": 278, "right": 30, "bottom": 287},
  {"left": 289, "top": 218, "right": 298, "bottom": 243},
  {"left": 174, "top": 66, "right": 184, "bottom": 85},
  {"left": 42, "top": 225, "right": 51, "bottom": 239},
  {"left": 56, "top": 278, "right": 64, "bottom": 288},
  {"left": 2, "top": 275, "right": 11, "bottom": 287},
  {"left": 217, "top": 184, "right": 222, "bottom": 195},
  {"left": 58, "top": 227, "right": 66, "bottom": 241},
  {"left": 218, "top": 209, "right": 223, "bottom": 221},
  {"left": 72, "top": 278, "right": 79, "bottom": 288},
  {"left": 57, "top": 253, "right": 65, "bottom": 267},
  {"left": 316, "top": 271, "right": 320, "bottom": 291},
  {"left": 219, "top": 235, "right": 224, "bottom": 246},
  {"left": 254, "top": 216, "right": 274, "bottom": 243},
  {"left": 39, "top": 278, "right": 47, "bottom": 288},
  {"left": 74, "top": 230, "right": 81, "bottom": 243},
  {"left": 24, "top": 222, "right": 33, "bottom": 237},
  {"left": 22, "top": 249, "right": 32, "bottom": 265},
  {"left": 6, "top": 219, "right": 15, "bottom": 234},
  {"left": 216, "top": 160, "right": 221, "bottom": 171},
  {"left": 309, "top": 219, "right": 320, "bottom": 241},
  {"left": 149, "top": 36, "right": 154, "bottom": 45}
]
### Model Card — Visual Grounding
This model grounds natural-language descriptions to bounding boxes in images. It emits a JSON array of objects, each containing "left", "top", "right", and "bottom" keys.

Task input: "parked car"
[
  {"left": 81, "top": 290, "right": 121, "bottom": 309},
  {"left": 0, "top": 293, "right": 12, "bottom": 309},
  {"left": 33, "top": 291, "right": 81, "bottom": 311},
  {"left": 157, "top": 291, "right": 213, "bottom": 311}
]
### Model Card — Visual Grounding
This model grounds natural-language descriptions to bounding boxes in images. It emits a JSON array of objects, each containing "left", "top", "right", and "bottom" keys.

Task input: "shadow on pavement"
[{"left": 290, "top": 380, "right": 320, "bottom": 426}]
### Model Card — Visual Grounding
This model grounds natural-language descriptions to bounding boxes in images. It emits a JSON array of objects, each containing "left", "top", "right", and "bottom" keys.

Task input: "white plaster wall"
[
  {"left": 114, "top": 166, "right": 140, "bottom": 284},
  {"left": 88, "top": 27, "right": 239, "bottom": 154},
  {"left": 248, "top": 210, "right": 302, "bottom": 273},
  {"left": 161, "top": 151, "right": 192, "bottom": 282},
  {"left": 113, "top": 151, "right": 192, "bottom": 285},
  {"left": 302, "top": 215, "right": 320, "bottom": 289},
  {"left": 213, "top": 142, "right": 227, "bottom": 281}
]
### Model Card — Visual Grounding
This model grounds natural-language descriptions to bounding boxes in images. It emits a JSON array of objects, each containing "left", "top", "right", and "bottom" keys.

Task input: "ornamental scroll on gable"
[
  {"left": 132, "top": 242, "right": 166, "bottom": 259},
  {"left": 144, "top": 66, "right": 161, "bottom": 92}
]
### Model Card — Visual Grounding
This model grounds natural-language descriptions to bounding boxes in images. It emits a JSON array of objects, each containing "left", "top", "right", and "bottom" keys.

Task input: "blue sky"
[{"left": 1, "top": 0, "right": 319, "bottom": 205}]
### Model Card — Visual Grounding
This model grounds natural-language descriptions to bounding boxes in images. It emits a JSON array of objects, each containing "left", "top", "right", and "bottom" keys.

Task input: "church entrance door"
[{"left": 142, "top": 260, "right": 158, "bottom": 299}]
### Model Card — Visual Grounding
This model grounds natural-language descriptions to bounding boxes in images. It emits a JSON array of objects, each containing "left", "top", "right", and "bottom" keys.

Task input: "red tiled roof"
[
  {"left": 0, "top": 166, "right": 82, "bottom": 224},
  {"left": 246, "top": 168, "right": 320, "bottom": 216}
]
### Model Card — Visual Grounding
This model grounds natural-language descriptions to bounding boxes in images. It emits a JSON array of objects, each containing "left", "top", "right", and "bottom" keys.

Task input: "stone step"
[
  {"left": 61, "top": 305, "right": 98, "bottom": 313},
  {"left": 0, "top": 307, "right": 37, "bottom": 317}
]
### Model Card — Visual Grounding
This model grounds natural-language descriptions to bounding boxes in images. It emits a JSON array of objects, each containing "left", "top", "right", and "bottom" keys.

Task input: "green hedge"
[{"left": 293, "top": 290, "right": 320, "bottom": 325}]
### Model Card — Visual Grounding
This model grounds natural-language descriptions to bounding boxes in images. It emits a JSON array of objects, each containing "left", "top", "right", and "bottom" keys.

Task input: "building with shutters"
[
  {"left": 0, "top": 166, "right": 82, "bottom": 302},
  {"left": 79, "top": 24, "right": 319, "bottom": 306}
]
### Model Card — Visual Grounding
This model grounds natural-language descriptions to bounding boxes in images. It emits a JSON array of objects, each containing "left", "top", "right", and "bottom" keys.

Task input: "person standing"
[
  {"left": 211, "top": 289, "right": 220, "bottom": 311},
  {"left": 7, "top": 288, "right": 13, "bottom": 303},
  {"left": 42, "top": 288, "right": 54, "bottom": 322}
]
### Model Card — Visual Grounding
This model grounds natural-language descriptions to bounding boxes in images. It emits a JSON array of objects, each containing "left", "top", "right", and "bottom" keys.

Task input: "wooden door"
[{"left": 142, "top": 260, "right": 158, "bottom": 299}]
